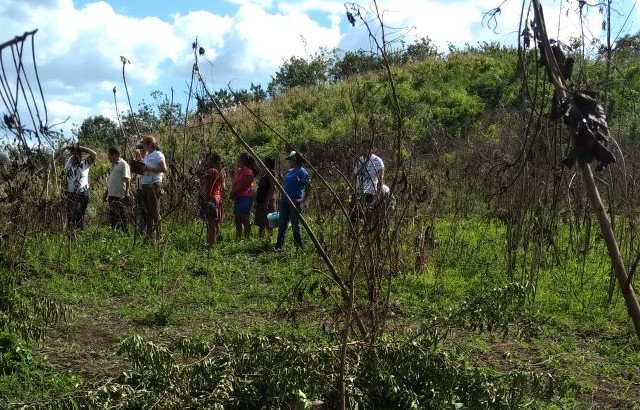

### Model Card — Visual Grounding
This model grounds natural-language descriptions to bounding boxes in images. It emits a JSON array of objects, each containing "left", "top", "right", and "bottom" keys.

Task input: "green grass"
[
  {"left": 2, "top": 215, "right": 640, "bottom": 408},
  {"left": 0, "top": 331, "right": 80, "bottom": 408}
]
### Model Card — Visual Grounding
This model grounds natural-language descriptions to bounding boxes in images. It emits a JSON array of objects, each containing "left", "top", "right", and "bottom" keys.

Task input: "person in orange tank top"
[{"left": 199, "top": 153, "right": 225, "bottom": 246}]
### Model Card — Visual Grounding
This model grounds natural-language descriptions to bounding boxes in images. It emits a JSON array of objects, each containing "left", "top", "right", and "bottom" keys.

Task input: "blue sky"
[
  {"left": 0, "top": 0, "right": 638, "bottom": 141},
  {"left": 86, "top": 0, "right": 239, "bottom": 19}
]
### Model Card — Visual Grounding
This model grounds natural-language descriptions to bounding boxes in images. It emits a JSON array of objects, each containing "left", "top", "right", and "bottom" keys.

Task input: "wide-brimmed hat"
[{"left": 285, "top": 150, "right": 305, "bottom": 163}]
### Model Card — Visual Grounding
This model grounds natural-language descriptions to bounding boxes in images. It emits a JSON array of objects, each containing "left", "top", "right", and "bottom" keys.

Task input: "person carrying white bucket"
[{"left": 273, "top": 151, "right": 311, "bottom": 252}]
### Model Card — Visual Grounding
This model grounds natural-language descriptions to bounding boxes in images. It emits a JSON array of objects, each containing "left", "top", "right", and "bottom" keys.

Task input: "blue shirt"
[{"left": 281, "top": 166, "right": 309, "bottom": 201}]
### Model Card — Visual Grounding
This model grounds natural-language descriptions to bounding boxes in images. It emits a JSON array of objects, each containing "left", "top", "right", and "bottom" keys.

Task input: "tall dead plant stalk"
[{"left": 531, "top": 0, "right": 640, "bottom": 342}]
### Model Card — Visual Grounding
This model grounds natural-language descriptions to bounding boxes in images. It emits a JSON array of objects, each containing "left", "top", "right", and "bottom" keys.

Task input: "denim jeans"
[{"left": 275, "top": 200, "right": 303, "bottom": 249}]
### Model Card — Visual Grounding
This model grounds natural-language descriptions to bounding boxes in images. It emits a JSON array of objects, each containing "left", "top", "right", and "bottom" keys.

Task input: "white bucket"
[{"left": 267, "top": 212, "right": 280, "bottom": 228}]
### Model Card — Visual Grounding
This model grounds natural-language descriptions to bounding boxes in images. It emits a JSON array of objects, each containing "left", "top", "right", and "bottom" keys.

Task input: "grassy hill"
[{"left": 2, "top": 39, "right": 640, "bottom": 408}]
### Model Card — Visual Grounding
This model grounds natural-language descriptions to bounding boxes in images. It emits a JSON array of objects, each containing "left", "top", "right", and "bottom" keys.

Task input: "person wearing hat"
[
  {"left": 139, "top": 135, "right": 167, "bottom": 241},
  {"left": 54, "top": 144, "right": 97, "bottom": 235},
  {"left": 274, "top": 151, "right": 311, "bottom": 252}
]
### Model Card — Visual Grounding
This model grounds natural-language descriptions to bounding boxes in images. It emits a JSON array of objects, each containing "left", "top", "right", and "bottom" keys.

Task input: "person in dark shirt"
[{"left": 254, "top": 157, "right": 277, "bottom": 239}]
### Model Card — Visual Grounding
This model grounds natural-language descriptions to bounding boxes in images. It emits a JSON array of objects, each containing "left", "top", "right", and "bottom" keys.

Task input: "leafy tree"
[
  {"left": 115, "top": 91, "right": 184, "bottom": 143},
  {"left": 228, "top": 83, "right": 269, "bottom": 105},
  {"left": 250, "top": 82, "right": 268, "bottom": 102},
  {"left": 75, "top": 115, "right": 120, "bottom": 150},
  {"left": 151, "top": 90, "right": 183, "bottom": 132},
  {"left": 613, "top": 31, "right": 640, "bottom": 56},
  {"left": 121, "top": 105, "right": 157, "bottom": 140},
  {"left": 195, "top": 83, "right": 267, "bottom": 115},
  {"left": 267, "top": 52, "right": 330, "bottom": 97},
  {"left": 329, "top": 50, "right": 382, "bottom": 81},
  {"left": 196, "top": 93, "right": 213, "bottom": 115},
  {"left": 231, "top": 89, "right": 252, "bottom": 105},
  {"left": 402, "top": 37, "right": 439, "bottom": 63}
]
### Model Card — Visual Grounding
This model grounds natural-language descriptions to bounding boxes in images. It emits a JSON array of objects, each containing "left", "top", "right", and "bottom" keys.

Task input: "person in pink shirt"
[{"left": 230, "top": 153, "right": 256, "bottom": 240}]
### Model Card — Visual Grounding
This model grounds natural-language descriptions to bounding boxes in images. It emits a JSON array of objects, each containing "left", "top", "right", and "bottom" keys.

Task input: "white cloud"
[
  {"left": 95, "top": 99, "right": 126, "bottom": 121},
  {"left": 173, "top": 10, "right": 234, "bottom": 63},
  {"left": 232, "top": 3, "right": 341, "bottom": 70},
  {"left": 6, "top": 1, "right": 184, "bottom": 88},
  {"left": 99, "top": 81, "right": 117, "bottom": 93},
  {"left": 47, "top": 99, "right": 93, "bottom": 130},
  {"left": 381, "top": 0, "right": 483, "bottom": 47}
]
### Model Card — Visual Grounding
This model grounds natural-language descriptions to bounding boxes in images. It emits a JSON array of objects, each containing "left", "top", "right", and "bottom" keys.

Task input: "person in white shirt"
[
  {"left": 351, "top": 139, "right": 384, "bottom": 222},
  {"left": 139, "top": 135, "right": 167, "bottom": 241},
  {"left": 103, "top": 147, "right": 131, "bottom": 232},
  {"left": 54, "top": 144, "right": 97, "bottom": 234}
]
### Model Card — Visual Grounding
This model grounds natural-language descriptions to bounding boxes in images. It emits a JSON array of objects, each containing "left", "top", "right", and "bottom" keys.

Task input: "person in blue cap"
[{"left": 274, "top": 150, "right": 311, "bottom": 252}]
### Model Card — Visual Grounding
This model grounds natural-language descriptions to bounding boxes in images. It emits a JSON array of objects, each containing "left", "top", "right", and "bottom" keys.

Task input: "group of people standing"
[
  {"left": 197, "top": 150, "right": 311, "bottom": 251},
  {"left": 55, "top": 135, "right": 167, "bottom": 240},
  {"left": 55, "top": 135, "right": 387, "bottom": 252}
]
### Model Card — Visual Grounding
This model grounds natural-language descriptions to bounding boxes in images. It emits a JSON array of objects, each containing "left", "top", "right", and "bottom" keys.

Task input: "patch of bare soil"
[
  {"left": 463, "top": 335, "right": 640, "bottom": 409},
  {"left": 577, "top": 380, "right": 639, "bottom": 410},
  {"left": 32, "top": 300, "right": 290, "bottom": 384},
  {"left": 35, "top": 313, "right": 129, "bottom": 382}
]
